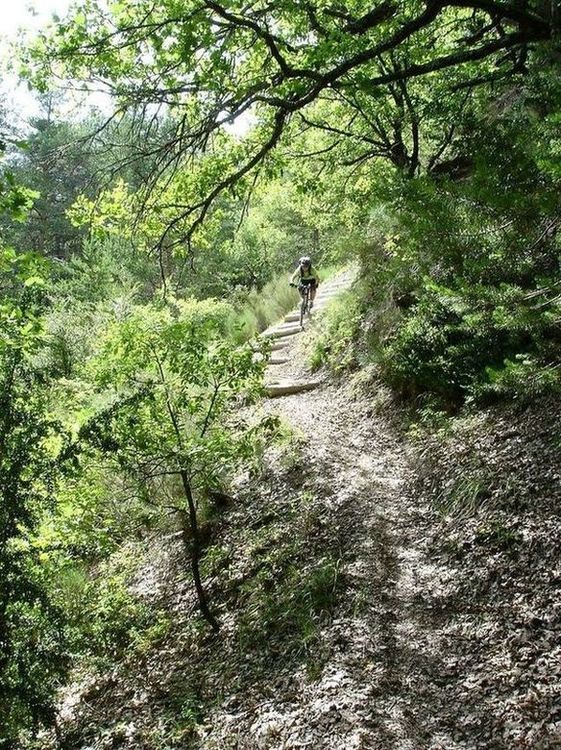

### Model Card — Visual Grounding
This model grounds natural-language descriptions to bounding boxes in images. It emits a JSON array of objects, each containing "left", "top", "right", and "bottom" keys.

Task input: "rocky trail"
[
  {"left": 200, "top": 272, "right": 497, "bottom": 750},
  {"left": 260, "top": 270, "right": 356, "bottom": 396}
]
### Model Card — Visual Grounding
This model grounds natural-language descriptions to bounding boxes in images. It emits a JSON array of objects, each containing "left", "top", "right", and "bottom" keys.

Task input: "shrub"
[
  {"left": 381, "top": 280, "right": 561, "bottom": 403},
  {"left": 309, "top": 288, "right": 363, "bottom": 372}
]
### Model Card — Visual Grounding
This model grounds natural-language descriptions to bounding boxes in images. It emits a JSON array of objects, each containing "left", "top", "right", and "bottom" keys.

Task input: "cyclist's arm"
[
  {"left": 312, "top": 268, "right": 320, "bottom": 284},
  {"left": 290, "top": 268, "right": 300, "bottom": 284}
]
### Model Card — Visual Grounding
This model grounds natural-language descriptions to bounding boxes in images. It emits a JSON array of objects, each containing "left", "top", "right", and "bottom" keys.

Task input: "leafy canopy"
[{"left": 22, "top": 0, "right": 556, "bottom": 248}]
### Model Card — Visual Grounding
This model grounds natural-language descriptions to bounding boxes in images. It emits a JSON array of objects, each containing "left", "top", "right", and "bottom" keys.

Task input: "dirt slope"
[
  {"left": 196, "top": 277, "right": 482, "bottom": 749},
  {"left": 197, "top": 275, "right": 561, "bottom": 750},
  {"left": 49, "top": 272, "right": 561, "bottom": 750}
]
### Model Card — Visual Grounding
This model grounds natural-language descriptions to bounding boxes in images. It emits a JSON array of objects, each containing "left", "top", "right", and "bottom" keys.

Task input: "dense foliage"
[
  {"left": 0, "top": 158, "right": 69, "bottom": 745},
  {"left": 311, "top": 65, "right": 561, "bottom": 404}
]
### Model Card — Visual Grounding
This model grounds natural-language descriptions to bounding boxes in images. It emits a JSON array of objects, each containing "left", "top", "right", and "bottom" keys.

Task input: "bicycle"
[{"left": 291, "top": 281, "right": 313, "bottom": 328}]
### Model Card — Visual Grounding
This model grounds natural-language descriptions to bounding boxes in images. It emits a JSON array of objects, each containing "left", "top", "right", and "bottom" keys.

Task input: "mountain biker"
[{"left": 289, "top": 255, "right": 320, "bottom": 308}]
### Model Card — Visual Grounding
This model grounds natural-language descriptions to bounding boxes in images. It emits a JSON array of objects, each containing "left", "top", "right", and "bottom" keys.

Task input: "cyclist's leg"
[{"left": 309, "top": 280, "right": 317, "bottom": 308}]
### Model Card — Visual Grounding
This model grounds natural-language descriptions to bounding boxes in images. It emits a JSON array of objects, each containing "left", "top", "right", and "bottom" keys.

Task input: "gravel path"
[{"left": 200, "top": 272, "right": 476, "bottom": 750}]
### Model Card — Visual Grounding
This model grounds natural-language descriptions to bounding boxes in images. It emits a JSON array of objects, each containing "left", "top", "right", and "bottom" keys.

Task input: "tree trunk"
[{"left": 178, "top": 470, "right": 220, "bottom": 632}]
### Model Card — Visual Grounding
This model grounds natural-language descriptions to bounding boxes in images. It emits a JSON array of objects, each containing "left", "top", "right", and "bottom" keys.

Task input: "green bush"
[
  {"left": 309, "top": 288, "right": 363, "bottom": 372},
  {"left": 328, "top": 77, "right": 561, "bottom": 407},
  {"left": 380, "top": 280, "right": 561, "bottom": 403},
  {"left": 59, "top": 548, "right": 167, "bottom": 664},
  {"left": 477, "top": 356, "right": 561, "bottom": 403}
]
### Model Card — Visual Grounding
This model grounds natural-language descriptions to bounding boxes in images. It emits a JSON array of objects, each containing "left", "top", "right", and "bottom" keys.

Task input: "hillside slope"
[{"left": 48, "top": 276, "right": 561, "bottom": 750}]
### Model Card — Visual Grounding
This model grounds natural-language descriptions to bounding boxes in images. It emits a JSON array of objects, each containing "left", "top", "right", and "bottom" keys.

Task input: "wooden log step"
[
  {"left": 269, "top": 335, "right": 301, "bottom": 350},
  {"left": 268, "top": 356, "right": 290, "bottom": 365},
  {"left": 265, "top": 379, "right": 322, "bottom": 397},
  {"left": 284, "top": 313, "right": 301, "bottom": 323},
  {"left": 262, "top": 325, "right": 302, "bottom": 339},
  {"left": 270, "top": 340, "right": 288, "bottom": 351}
]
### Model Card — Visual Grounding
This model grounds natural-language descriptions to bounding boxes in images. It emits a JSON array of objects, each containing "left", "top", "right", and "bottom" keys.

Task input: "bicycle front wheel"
[{"left": 299, "top": 296, "right": 307, "bottom": 327}]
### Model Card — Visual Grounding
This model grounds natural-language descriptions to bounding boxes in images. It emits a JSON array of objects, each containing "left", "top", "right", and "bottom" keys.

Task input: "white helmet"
[{"left": 299, "top": 255, "right": 311, "bottom": 265}]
